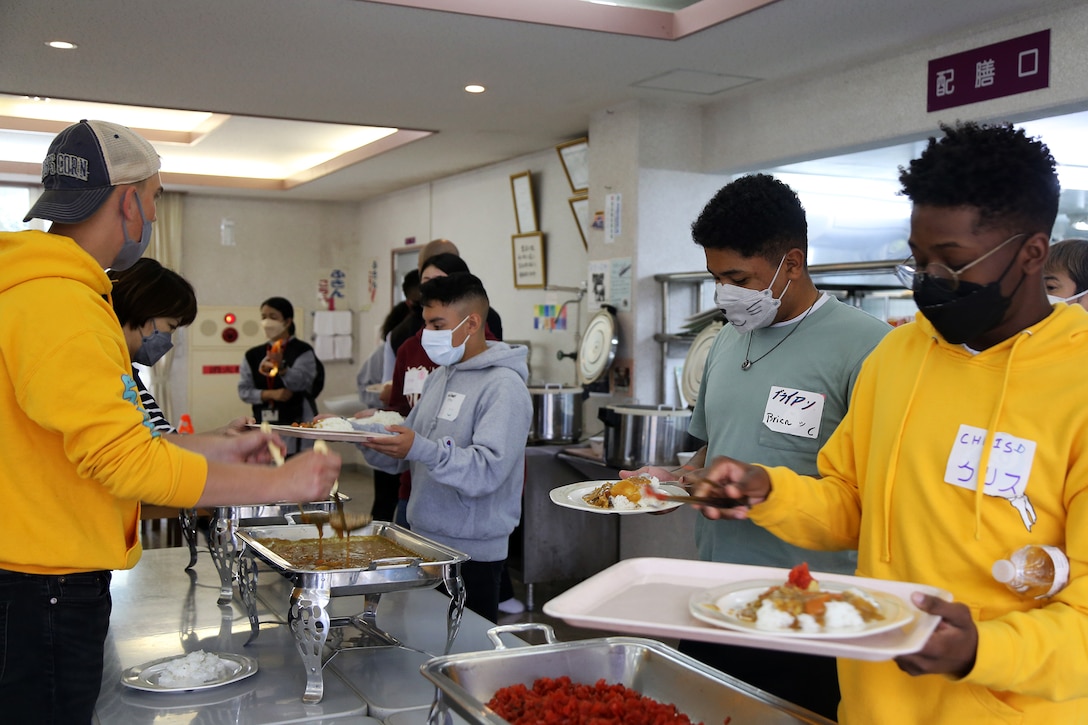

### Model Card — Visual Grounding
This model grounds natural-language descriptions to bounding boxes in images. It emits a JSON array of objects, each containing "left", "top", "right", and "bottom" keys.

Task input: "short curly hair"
[
  {"left": 691, "top": 174, "right": 807, "bottom": 260},
  {"left": 898, "top": 121, "right": 1059, "bottom": 235}
]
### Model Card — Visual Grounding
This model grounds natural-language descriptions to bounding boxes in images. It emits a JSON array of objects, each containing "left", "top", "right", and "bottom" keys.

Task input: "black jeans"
[
  {"left": 458, "top": 560, "right": 504, "bottom": 623},
  {"left": 0, "top": 569, "right": 112, "bottom": 724}
]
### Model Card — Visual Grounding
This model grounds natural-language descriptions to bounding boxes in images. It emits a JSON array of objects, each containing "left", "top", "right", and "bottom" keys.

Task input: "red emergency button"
[{"left": 222, "top": 327, "right": 239, "bottom": 343}]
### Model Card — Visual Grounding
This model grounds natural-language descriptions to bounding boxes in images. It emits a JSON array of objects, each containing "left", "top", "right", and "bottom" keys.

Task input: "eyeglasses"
[{"left": 894, "top": 233, "right": 1027, "bottom": 291}]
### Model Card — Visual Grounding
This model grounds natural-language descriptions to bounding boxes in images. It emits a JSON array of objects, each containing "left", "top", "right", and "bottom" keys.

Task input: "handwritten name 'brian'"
[{"left": 765, "top": 413, "right": 793, "bottom": 427}]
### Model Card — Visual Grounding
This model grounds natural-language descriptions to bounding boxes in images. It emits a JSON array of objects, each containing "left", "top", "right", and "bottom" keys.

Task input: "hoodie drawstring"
[
  {"left": 971, "top": 330, "right": 1031, "bottom": 540},
  {"left": 880, "top": 338, "right": 936, "bottom": 562}
]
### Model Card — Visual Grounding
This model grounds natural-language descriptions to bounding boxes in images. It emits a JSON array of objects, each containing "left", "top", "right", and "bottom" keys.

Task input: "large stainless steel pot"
[
  {"left": 598, "top": 404, "right": 692, "bottom": 469},
  {"left": 527, "top": 383, "right": 583, "bottom": 444}
]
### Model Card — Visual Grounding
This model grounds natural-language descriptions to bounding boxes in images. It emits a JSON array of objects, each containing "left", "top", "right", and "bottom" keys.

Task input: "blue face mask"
[
  {"left": 111, "top": 190, "right": 152, "bottom": 271},
  {"left": 133, "top": 327, "right": 173, "bottom": 366},
  {"left": 421, "top": 315, "right": 470, "bottom": 366}
]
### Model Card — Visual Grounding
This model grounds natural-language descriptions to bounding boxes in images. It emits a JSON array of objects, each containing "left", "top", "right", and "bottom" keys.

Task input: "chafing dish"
[
  {"left": 236, "top": 522, "right": 468, "bottom": 704},
  {"left": 197, "top": 496, "right": 351, "bottom": 603},
  {"left": 421, "top": 624, "right": 834, "bottom": 725}
]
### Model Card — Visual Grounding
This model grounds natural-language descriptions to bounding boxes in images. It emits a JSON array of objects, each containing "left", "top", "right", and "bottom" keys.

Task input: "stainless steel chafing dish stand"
[
  {"left": 421, "top": 623, "right": 835, "bottom": 725},
  {"left": 199, "top": 497, "right": 350, "bottom": 604},
  {"left": 236, "top": 521, "right": 469, "bottom": 704}
]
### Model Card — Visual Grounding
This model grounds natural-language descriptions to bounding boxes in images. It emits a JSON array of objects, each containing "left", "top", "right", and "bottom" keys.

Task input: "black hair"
[
  {"left": 419, "top": 272, "right": 489, "bottom": 310},
  {"left": 261, "top": 296, "right": 296, "bottom": 336},
  {"left": 1046, "top": 238, "right": 1088, "bottom": 293},
  {"left": 109, "top": 258, "right": 197, "bottom": 329},
  {"left": 381, "top": 301, "right": 413, "bottom": 339},
  {"left": 691, "top": 173, "right": 808, "bottom": 260},
  {"left": 401, "top": 269, "right": 420, "bottom": 298},
  {"left": 421, "top": 252, "right": 470, "bottom": 277},
  {"left": 898, "top": 121, "right": 1060, "bottom": 235}
]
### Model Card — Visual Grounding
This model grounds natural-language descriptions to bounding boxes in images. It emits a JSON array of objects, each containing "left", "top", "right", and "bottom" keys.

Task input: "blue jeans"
[{"left": 0, "top": 569, "right": 112, "bottom": 724}]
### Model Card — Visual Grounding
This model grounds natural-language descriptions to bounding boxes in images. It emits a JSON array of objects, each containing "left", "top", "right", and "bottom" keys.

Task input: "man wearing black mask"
[{"left": 689, "top": 122, "right": 1088, "bottom": 724}]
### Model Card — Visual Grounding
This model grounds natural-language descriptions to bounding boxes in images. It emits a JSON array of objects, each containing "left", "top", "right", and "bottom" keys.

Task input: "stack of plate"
[{"left": 678, "top": 308, "right": 724, "bottom": 335}]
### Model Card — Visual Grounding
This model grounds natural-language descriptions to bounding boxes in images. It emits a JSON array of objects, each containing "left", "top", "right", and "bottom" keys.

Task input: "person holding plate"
[
  {"left": 696, "top": 122, "right": 1088, "bottom": 724},
  {"left": 623, "top": 173, "right": 889, "bottom": 719}
]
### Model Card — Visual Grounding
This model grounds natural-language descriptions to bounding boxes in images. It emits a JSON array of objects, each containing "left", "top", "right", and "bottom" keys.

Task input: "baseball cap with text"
[{"left": 23, "top": 119, "right": 161, "bottom": 223}]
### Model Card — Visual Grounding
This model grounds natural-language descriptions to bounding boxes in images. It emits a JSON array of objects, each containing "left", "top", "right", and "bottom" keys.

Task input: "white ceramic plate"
[
  {"left": 121, "top": 652, "right": 258, "bottom": 693},
  {"left": 549, "top": 481, "right": 688, "bottom": 515},
  {"left": 248, "top": 422, "right": 394, "bottom": 441},
  {"left": 689, "top": 578, "right": 913, "bottom": 639}
]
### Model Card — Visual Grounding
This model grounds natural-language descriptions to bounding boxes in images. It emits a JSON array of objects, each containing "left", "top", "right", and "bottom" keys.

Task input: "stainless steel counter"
[{"left": 94, "top": 546, "right": 525, "bottom": 724}]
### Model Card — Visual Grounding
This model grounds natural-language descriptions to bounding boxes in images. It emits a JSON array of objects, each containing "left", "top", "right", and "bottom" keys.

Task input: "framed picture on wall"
[
  {"left": 509, "top": 170, "right": 538, "bottom": 233},
  {"left": 556, "top": 137, "right": 589, "bottom": 194},
  {"left": 511, "top": 232, "right": 546, "bottom": 289},
  {"left": 568, "top": 194, "right": 589, "bottom": 250}
]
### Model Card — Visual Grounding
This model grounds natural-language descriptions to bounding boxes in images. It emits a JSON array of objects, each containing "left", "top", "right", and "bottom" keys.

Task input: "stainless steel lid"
[
  {"left": 681, "top": 321, "right": 723, "bottom": 407},
  {"left": 577, "top": 308, "right": 618, "bottom": 385}
]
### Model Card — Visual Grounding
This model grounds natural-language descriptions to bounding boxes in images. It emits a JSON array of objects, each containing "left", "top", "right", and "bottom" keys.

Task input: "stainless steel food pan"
[
  {"left": 215, "top": 494, "right": 350, "bottom": 525},
  {"left": 420, "top": 624, "right": 833, "bottom": 725},
  {"left": 236, "top": 521, "right": 468, "bottom": 596}
]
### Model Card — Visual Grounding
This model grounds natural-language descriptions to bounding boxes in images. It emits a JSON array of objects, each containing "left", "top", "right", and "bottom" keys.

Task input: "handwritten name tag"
[
  {"left": 438, "top": 392, "right": 466, "bottom": 421},
  {"left": 945, "top": 424, "right": 1036, "bottom": 498},
  {"left": 763, "top": 386, "right": 825, "bottom": 439}
]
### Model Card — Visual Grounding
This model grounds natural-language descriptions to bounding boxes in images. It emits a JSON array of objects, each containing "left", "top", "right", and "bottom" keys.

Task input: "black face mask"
[{"left": 912, "top": 247, "right": 1025, "bottom": 345}]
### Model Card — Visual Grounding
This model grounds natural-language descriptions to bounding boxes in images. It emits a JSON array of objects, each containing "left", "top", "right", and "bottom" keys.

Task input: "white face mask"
[
  {"left": 1048, "top": 290, "right": 1088, "bottom": 305},
  {"left": 714, "top": 255, "right": 791, "bottom": 333},
  {"left": 261, "top": 318, "right": 286, "bottom": 340},
  {"left": 421, "top": 315, "right": 470, "bottom": 366}
]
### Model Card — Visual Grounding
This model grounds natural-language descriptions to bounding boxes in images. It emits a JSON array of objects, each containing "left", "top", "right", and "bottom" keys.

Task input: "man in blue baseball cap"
[{"left": 0, "top": 120, "right": 342, "bottom": 722}]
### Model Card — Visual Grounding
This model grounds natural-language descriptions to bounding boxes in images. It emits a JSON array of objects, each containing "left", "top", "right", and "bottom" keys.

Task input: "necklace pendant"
[{"left": 741, "top": 360, "right": 752, "bottom": 371}]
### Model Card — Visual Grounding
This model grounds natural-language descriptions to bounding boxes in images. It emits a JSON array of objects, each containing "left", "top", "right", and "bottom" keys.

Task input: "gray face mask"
[
  {"left": 133, "top": 327, "right": 173, "bottom": 366},
  {"left": 110, "top": 190, "right": 152, "bottom": 271}
]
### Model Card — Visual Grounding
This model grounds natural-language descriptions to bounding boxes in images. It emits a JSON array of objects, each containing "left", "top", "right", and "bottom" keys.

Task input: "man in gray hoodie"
[{"left": 358, "top": 272, "right": 531, "bottom": 621}]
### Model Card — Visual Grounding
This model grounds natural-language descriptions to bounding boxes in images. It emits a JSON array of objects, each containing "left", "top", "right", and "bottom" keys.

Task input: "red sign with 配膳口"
[{"left": 927, "top": 30, "right": 1050, "bottom": 112}]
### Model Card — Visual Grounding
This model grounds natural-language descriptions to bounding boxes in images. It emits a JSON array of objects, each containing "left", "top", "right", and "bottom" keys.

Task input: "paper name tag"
[
  {"left": 945, "top": 424, "right": 1036, "bottom": 499},
  {"left": 762, "top": 386, "right": 825, "bottom": 439},
  {"left": 438, "top": 392, "right": 466, "bottom": 421},
  {"left": 404, "top": 366, "right": 429, "bottom": 396},
  {"left": 260, "top": 408, "right": 279, "bottom": 423}
]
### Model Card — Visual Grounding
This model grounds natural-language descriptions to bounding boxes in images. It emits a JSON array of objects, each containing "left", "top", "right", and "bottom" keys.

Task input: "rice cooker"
[
  {"left": 527, "top": 384, "right": 583, "bottom": 444},
  {"left": 597, "top": 404, "right": 693, "bottom": 469}
]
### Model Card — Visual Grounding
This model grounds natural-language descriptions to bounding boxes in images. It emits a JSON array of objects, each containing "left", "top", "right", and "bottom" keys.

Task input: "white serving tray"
[{"left": 542, "top": 557, "right": 951, "bottom": 661}]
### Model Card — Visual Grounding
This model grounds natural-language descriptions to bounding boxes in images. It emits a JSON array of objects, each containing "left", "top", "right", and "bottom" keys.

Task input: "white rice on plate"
[
  {"left": 314, "top": 417, "right": 356, "bottom": 431},
  {"left": 156, "top": 650, "right": 235, "bottom": 687}
]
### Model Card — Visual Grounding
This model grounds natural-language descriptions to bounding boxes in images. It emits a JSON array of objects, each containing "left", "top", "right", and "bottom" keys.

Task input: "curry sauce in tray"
[{"left": 256, "top": 535, "right": 429, "bottom": 570}]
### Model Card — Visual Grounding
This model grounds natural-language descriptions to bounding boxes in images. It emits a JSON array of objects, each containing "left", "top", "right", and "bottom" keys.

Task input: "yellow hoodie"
[
  {"left": 752, "top": 306, "right": 1088, "bottom": 724},
  {"left": 0, "top": 230, "right": 207, "bottom": 574}
]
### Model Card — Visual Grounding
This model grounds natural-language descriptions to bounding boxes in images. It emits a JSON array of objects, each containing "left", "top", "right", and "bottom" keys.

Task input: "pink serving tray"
[{"left": 542, "top": 557, "right": 951, "bottom": 661}]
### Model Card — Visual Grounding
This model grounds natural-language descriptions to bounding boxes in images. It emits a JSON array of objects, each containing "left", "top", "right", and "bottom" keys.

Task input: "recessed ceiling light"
[
  {"left": 464, "top": 84, "right": 486, "bottom": 94},
  {"left": 45, "top": 40, "right": 78, "bottom": 50}
]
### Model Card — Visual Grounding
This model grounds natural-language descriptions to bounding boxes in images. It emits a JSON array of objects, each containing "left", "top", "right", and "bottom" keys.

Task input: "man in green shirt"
[{"left": 625, "top": 174, "right": 889, "bottom": 718}]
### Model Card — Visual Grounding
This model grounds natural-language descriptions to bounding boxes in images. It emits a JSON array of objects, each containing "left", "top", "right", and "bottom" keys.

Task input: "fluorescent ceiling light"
[
  {"left": 464, "top": 84, "right": 486, "bottom": 94},
  {"left": 0, "top": 93, "right": 426, "bottom": 191},
  {"left": 45, "top": 40, "right": 77, "bottom": 50}
]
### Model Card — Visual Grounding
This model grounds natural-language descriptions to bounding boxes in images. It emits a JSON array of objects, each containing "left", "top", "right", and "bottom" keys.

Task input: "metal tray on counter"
[
  {"left": 421, "top": 624, "right": 833, "bottom": 725},
  {"left": 235, "top": 521, "right": 468, "bottom": 596}
]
